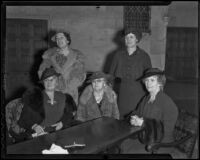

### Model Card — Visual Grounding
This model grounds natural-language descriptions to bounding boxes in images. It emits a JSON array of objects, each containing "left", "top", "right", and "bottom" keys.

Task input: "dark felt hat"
[
  {"left": 87, "top": 71, "right": 113, "bottom": 83},
  {"left": 124, "top": 28, "right": 142, "bottom": 42},
  {"left": 142, "top": 68, "right": 164, "bottom": 79},
  {"left": 39, "top": 67, "right": 60, "bottom": 82}
]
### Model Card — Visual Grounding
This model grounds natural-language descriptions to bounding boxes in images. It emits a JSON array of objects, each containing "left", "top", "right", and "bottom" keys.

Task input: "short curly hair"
[
  {"left": 124, "top": 29, "right": 142, "bottom": 42},
  {"left": 51, "top": 31, "right": 71, "bottom": 45}
]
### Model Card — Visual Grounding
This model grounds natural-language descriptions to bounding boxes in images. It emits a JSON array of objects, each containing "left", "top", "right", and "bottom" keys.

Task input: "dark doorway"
[
  {"left": 164, "top": 27, "right": 198, "bottom": 115},
  {"left": 165, "top": 27, "right": 198, "bottom": 82},
  {"left": 4, "top": 18, "right": 48, "bottom": 103}
]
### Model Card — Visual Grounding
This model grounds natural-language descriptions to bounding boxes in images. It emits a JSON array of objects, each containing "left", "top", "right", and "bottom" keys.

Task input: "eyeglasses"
[{"left": 92, "top": 79, "right": 105, "bottom": 83}]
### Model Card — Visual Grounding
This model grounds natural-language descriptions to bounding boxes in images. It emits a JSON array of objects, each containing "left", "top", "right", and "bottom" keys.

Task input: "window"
[{"left": 124, "top": 6, "right": 151, "bottom": 33}]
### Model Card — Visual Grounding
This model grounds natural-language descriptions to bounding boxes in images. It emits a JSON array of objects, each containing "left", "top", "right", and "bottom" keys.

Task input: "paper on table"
[
  {"left": 42, "top": 143, "right": 69, "bottom": 154},
  {"left": 32, "top": 132, "right": 48, "bottom": 138},
  {"left": 64, "top": 141, "right": 86, "bottom": 148}
]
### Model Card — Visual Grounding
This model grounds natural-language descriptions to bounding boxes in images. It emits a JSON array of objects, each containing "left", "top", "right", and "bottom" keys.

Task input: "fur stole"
[
  {"left": 21, "top": 87, "right": 44, "bottom": 118},
  {"left": 42, "top": 47, "right": 58, "bottom": 59}
]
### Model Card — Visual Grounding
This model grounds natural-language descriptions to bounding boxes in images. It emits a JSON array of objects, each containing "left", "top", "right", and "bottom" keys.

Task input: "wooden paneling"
[{"left": 5, "top": 19, "right": 48, "bottom": 101}]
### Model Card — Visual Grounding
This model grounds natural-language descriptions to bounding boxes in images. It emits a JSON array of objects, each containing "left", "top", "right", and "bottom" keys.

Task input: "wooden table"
[{"left": 7, "top": 117, "right": 142, "bottom": 154}]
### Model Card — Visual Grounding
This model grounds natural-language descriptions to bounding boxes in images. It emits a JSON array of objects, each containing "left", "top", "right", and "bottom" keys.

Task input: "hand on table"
[
  {"left": 130, "top": 115, "right": 144, "bottom": 126},
  {"left": 31, "top": 124, "right": 48, "bottom": 137},
  {"left": 51, "top": 121, "right": 63, "bottom": 131},
  {"left": 32, "top": 124, "right": 45, "bottom": 134}
]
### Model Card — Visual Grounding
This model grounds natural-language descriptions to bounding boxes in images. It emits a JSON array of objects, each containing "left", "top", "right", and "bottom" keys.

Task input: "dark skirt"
[{"left": 118, "top": 81, "right": 146, "bottom": 119}]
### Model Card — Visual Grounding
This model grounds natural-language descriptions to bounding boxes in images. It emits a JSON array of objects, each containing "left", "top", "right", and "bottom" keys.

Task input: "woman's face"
[
  {"left": 43, "top": 76, "right": 57, "bottom": 92},
  {"left": 144, "top": 75, "right": 160, "bottom": 93},
  {"left": 92, "top": 78, "right": 106, "bottom": 92},
  {"left": 55, "top": 33, "right": 69, "bottom": 48},
  {"left": 125, "top": 33, "right": 138, "bottom": 48}
]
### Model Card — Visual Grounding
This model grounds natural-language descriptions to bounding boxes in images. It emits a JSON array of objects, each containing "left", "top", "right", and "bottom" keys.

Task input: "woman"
[
  {"left": 18, "top": 67, "right": 77, "bottom": 137},
  {"left": 109, "top": 28, "right": 152, "bottom": 119},
  {"left": 120, "top": 68, "right": 178, "bottom": 154},
  {"left": 76, "top": 71, "right": 120, "bottom": 122},
  {"left": 38, "top": 31, "right": 86, "bottom": 105}
]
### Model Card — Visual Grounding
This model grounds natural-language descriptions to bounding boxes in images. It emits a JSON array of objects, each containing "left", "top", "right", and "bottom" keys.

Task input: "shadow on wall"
[
  {"left": 29, "top": 48, "right": 46, "bottom": 87},
  {"left": 48, "top": 29, "right": 58, "bottom": 48},
  {"left": 102, "top": 29, "right": 125, "bottom": 95},
  {"left": 102, "top": 29, "right": 125, "bottom": 74}
]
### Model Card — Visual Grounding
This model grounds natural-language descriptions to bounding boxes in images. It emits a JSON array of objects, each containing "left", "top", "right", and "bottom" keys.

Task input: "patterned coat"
[
  {"left": 76, "top": 85, "right": 120, "bottom": 122},
  {"left": 38, "top": 47, "right": 86, "bottom": 104}
]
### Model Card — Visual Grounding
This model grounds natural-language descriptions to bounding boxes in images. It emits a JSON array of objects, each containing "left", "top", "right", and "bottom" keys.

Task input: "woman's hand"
[
  {"left": 51, "top": 121, "right": 63, "bottom": 131},
  {"left": 130, "top": 115, "right": 144, "bottom": 126},
  {"left": 32, "top": 124, "right": 45, "bottom": 134}
]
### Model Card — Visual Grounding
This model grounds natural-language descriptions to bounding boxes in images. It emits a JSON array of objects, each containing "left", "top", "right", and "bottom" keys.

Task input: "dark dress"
[
  {"left": 134, "top": 91, "right": 179, "bottom": 143},
  {"left": 17, "top": 88, "right": 77, "bottom": 134},
  {"left": 120, "top": 91, "right": 179, "bottom": 154},
  {"left": 109, "top": 46, "right": 152, "bottom": 119}
]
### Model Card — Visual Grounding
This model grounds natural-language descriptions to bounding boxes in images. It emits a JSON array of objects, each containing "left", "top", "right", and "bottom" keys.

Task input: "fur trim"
[
  {"left": 22, "top": 87, "right": 44, "bottom": 118},
  {"left": 79, "top": 85, "right": 117, "bottom": 104},
  {"left": 104, "top": 86, "right": 117, "bottom": 103},
  {"left": 79, "top": 85, "right": 93, "bottom": 105},
  {"left": 42, "top": 47, "right": 57, "bottom": 59}
]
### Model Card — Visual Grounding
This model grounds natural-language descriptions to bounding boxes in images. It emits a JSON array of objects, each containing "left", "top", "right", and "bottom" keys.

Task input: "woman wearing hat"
[
  {"left": 76, "top": 71, "right": 120, "bottom": 122},
  {"left": 120, "top": 68, "right": 178, "bottom": 154},
  {"left": 38, "top": 30, "right": 86, "bottom": 105},
  {"left": 17, "top": 67, "right": 77, "bottom": 138},
  {"left": 109, "top": 29, "right": 152, "bottom": 119}
]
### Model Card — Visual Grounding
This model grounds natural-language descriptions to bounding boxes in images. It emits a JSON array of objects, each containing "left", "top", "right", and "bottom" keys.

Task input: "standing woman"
[
  {"left": 109, "top": 29, "right": 152, "bottom": 119},
  {"left": 38, "top": 30, "right": 86, "bottom": 105}
]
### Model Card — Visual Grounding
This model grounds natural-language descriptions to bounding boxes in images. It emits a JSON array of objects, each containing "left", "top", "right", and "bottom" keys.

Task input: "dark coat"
[
  {"left": 109, "top": 46, "right": 152, "bottom": 118},
  {"left": 18, "top": 87, "right": 77, "bottom": 133},
  {"left": 131, "top": 91, "right": 179, "bottom": 143}
]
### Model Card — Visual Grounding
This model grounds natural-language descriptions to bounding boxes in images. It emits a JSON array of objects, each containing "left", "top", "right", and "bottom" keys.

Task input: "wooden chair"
[
  {"left": 5, "top": 98, "right": 26, "bottom": 144},
  {"left": 147, "top": 109, "right": 198, "bottom": 159}
]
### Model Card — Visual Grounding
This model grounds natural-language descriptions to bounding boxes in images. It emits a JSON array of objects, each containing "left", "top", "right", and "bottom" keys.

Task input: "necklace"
[
  {"left": 46, "top": 91, "right": 57, "bottom": 105},
  {"left": 94, "top": 91, "right": 104, "bottom": 103},
  {"left": 47, "top": 99, "right": 57, "bottom": 105}
]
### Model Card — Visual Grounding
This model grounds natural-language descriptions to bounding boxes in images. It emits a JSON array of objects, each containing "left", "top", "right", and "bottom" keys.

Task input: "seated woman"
[
  {"left": 120, "top": 68, "right": 178, "bottom": 154},
  {"left": 17, "top": 67, "right": 77, "bottom": 139},
  {"left": 76, "top": 71, "right": 120, "bottom": 122}
]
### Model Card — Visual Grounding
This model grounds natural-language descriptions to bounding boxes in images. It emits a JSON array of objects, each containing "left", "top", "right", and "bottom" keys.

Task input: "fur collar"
[
  {"left": 22, "top": 87, "right": 44, "bottom": 118},
  {"left": 80, "top": 85, "right": 116, "bottom": 105}
]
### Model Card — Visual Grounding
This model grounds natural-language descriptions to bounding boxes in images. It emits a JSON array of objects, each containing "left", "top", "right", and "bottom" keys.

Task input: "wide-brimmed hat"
[
  {"left": 87, "top": 71, "right": 113, "bottom": 83},
  {"left": 124, "top": 28, "right": 142, "bottom": 42},
  {"left": 39, "top": 67, "right": 61, "bottom": 82},
  {"left": 141, "top": 68, "right": 164, "bottom": 80}
]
